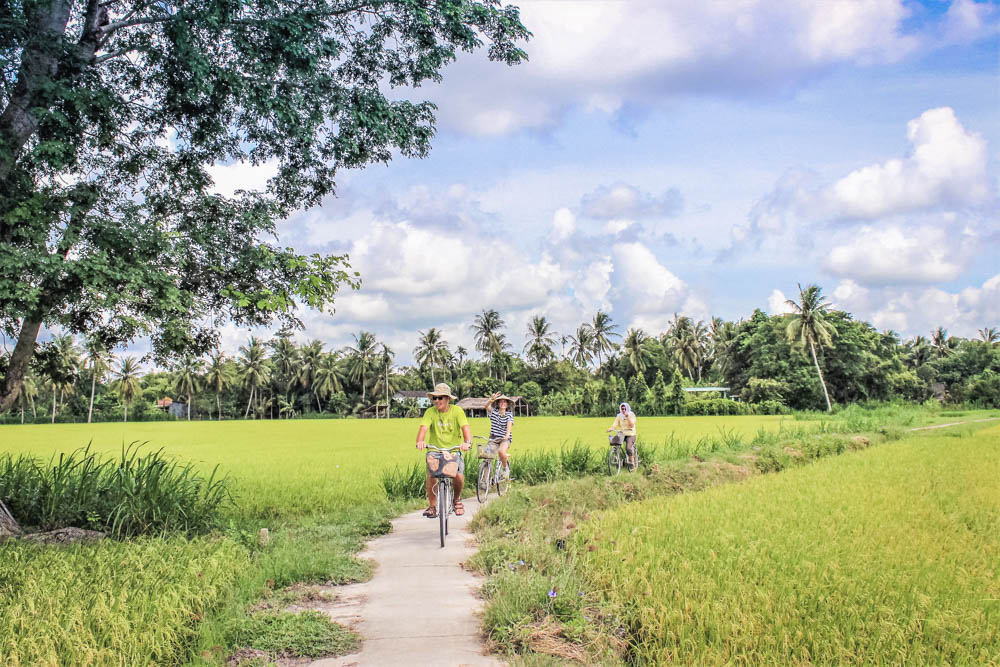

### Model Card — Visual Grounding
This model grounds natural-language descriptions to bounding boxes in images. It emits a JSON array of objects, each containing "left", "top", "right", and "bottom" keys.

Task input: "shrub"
[
  {"left": 0, "top": 443, "right": 231, "bottom": 537},
  {"left": 754, "top": 399, "right": 790, "bottom": 415},
  {"left": 685, "top": 399, "right": 750, "bottom": 416}
]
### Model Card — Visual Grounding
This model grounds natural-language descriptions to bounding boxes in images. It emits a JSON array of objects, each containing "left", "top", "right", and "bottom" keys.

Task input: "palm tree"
[
  {"left": 978, "top": 327, "right": 998, "bottom": 345},
  {"left": 622, "top": 328, "right": 652, "bottom": 378},
  {"left": 785, "top": 283, "right": 835, "bottom": 412},
  {"left": 666, "top": 315, "right": 698, "bottom": 380},
  {"left": 239, "top": 337, "right": 271, "bottom": 418},
  {"left": 269, "top": 336, "right": 299, "bottom": 392},
  {"left": 278, "top": 393, "right": 297, "bottom": 419},
  {"left": 172, "top": 354, "right": 204, "bottom": 420},
  {"left": 471, "top": 308, "right": 507, "bottom": 373},
  {"left": 567, "top": 324, "right": 595, "bottom": 368},
  {"left": 41, "top": 334, "right": 80, "bottom": 423},
  {"left": 455, "top": 346, "right": 468, "bottom": 368},
  {"left": 591, "top": 311, "right": 620, "bottom": 370},
  {"left": 373, "top": 343, "right": 396, "bottom": 418},
  {"left": 16, "top": 371, "right": 38, "bottom": 424},
  {"left": 346, "top": 331, "right": 378, "bottom": 403},
  {"left": 313, "top": 352, "right": 343, "bottom": 411},
  {"left": 82, "top": 335, "right": 110, "bottom": 424},
  {"left": 710, "top": 319, "right": 739, "bottom": 380},
  {"left": 204, "top": 351, "right": 234, "bottom": 419},
  {"left": 905, "top": 335, "right": 933, "bottom": 368},
  {"left": 930, "top": 326, "right": 952, "bottom": 358},
  {"left": 414, "top": 328, "right": 448, "bottom": 385},
  {"left": 524, "top": 315, "right": 558, "bottom": 367},
  {"left": 297, "top": 340, "right": 325, "bottom": 412},
  {"left": 113, "top": 356, "right": 142, "bottom": 422}
]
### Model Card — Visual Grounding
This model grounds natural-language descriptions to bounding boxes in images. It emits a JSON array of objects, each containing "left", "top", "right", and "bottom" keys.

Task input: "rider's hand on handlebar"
[
  {"left": 460, "top": 441, "right": 471, "bottom": 452},
  {"left": 416, "top": 440, "right": 427, "bottom": 450}
]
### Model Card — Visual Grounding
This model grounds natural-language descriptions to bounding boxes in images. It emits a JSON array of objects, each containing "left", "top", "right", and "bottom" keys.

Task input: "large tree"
[
  {"left": 523, "top": 315, "right": 557, "bottom": 367},
  {"left": 590, "top": 311, "right": 620, "bottom": 370},
  {"left": 0, "top": 0, "right": 529, "bottom": 413},
  {"left": 414, "top": 327, "right": 448, "bottom": 386},
  {"left": 785, "top": 283, "right": 835, "bottom": 412}
]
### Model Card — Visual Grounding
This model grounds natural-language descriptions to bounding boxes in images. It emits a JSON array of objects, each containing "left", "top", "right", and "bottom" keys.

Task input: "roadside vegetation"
[{"left": 468, "top": 421, "right": 1000, "bottom": 664}]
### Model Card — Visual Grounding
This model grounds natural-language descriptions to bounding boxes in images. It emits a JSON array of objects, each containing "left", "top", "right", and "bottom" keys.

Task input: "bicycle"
[
  {"left": 607, "top": 430, "right": 638, "bottom": 475},
  {"left": 474, "top": 436, "right": 510, "bottom": 502},
  {"left": 424, "top": 445, "right": 463, "bottom": 548}
]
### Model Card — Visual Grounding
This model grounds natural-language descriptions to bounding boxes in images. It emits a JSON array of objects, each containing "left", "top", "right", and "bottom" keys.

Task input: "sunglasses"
[{"left": 433, "top": 396, "right": 449, "bottom": 401}]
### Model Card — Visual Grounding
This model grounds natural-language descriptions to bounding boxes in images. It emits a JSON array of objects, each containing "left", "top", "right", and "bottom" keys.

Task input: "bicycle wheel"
[
  {"left": 496, "top": 461, "right": 510, "bottom": 496},
  {"left": 607, "top": 447, "right": 622, "bottom": 475},
  {"left": 438, "top": 480, "right": 447, "bottom": 548},
  {"left": 476, "top": 460, "right": 492, "bottom": 503}
]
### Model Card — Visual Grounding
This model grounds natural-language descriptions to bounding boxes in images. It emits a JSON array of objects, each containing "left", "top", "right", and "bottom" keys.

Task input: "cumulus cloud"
[
  {"left": 580, "top": 183, "right": 682, "bottom": 220},
  {"left": 829, "top": 274, "right": 1000, "bottom": 337},
  {"left": 551, "top": 207, "right": 576, "bottom": 242},
  {"left": 609, "top": 243, "right": 694, "bottom": 331},
  {"left": 416, "top": 0, "right": 963, "bottom": 136},
  {"left": 823, "top": 224, "right": 972, "bottom": 285},
  {"left": 746, "top": 107, "right": 991, "bottom": 234},
  {"left": 767, "top": 289, "right": 796, "bottom": 315}
]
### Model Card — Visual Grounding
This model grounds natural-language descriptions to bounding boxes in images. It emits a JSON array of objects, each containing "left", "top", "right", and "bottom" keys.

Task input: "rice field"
[
  {"left": 0, "top": 415, "right": 791, "bottom": 518},
  {"left": 578, "top": 425, "right": 1000, "bottom": 664}
]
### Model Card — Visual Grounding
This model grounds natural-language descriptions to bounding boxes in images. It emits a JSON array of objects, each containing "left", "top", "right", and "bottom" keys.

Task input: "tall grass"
[{"left": 0, "top": 443, "right": 231, "bottom": 537}]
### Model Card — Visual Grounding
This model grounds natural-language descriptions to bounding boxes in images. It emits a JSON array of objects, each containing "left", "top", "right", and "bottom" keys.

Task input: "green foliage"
[
  {"left": 0, "top": 443, "right": 230, "bottom": 537},
  {"left": 741, "top": 377, "right": 788, "bottom": 403},
  {"left": 684, "top": 398, "right": 751, "bottom": 416},
  {"left": 225, "top": 610, "right": 360, "bottom": 660},
  {"left": 665, "top": 368, "right": 686, "bottom": 415}
]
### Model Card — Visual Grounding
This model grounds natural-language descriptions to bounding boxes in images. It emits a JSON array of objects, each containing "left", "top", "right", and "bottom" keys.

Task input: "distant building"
[
  {"left": 683, "top": 387, "right": 733, "bottom": 399},
  {"left": 156, "top": 397, "right": 173, "bottom": 410},
  {"left": 456, "top": 396, "right": 529, "bottom": 417},
  {"left": 168, "top": 402, "right": 188, "bottom": 419},
  {"left": 393, "top": 390, "right": 432, "bottom": 409}
]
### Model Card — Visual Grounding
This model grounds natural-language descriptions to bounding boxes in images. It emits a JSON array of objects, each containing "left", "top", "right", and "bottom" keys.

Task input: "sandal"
[
  {"left": 453, "top": 500, "right": 465, "bottom": 516},
  {"left": 422, "top": 506, "right": 437, "bottom": 518}
]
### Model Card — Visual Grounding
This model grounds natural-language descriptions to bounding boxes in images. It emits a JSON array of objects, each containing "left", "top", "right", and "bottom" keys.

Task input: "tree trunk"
[
  {"left": 244, "top": 386, "right": 254, "bottom": 418},
  {"left": 809, "top": 340, "right": 833, "bottom": 412},
  {"left": 123, "top": 402, "right": 128, "bottom": 422},
  {"left": 217, "top": 393, "right": 222, "bottom": 420},
  {"left": 0, "top": 319, "right": 43, "bottom": 414},
  {"left": 315, "top": 390, "right": 322, "bottom": 413},
  {"left": 0, "top": 498, "right": 20, "bottom": 538},
  {"left": 51, "top": 386, "right": 57, "bottom": 423},
  {"left": 20, "top": 406, "right": 24, "bottom": 424},
  {"left": 187, "top": 397, "right": 191, "bottom": 420},
  {"left": 88, "top": 371, "right": 96, "bottom": 423}
]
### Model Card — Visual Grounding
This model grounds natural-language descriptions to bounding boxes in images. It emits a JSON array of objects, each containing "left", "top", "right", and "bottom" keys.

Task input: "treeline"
[{"left": 1, "top": 285, "right": 998, "bottom": 424}]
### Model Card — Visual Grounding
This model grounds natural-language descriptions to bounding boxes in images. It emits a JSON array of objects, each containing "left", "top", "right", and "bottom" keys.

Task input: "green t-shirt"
[{"left": 420, "top": 405, "right": 469, "bottom": 447}]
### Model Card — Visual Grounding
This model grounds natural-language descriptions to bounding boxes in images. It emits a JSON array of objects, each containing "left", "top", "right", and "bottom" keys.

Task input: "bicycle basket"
[
  {"left": 426, "top": 451, "right": 460, "bottom": 478},
  {"left": 609, "top": 433, "right": 624, "bottom": 446},
  {"left": 477, "top": 441, "right": 498, "bottom": 459}
]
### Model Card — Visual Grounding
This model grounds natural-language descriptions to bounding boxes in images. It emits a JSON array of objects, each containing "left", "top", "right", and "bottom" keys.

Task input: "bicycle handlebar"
[{"left": 424, "top": 445, "right": 465, "bottom": 452}]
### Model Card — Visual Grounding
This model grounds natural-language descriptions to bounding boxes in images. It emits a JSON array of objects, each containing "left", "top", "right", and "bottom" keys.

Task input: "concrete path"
[
  {"left": 311, "top": 496, "right": 502, "bottom": 667},
  {"left": 908, "top": 417, "right": 1000, "bottom": 431}
]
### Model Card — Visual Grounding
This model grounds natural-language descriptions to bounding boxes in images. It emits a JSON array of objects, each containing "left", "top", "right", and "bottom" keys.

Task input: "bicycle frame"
[{"left": 425, "top": 445, "right": 463, "bottom": 547}]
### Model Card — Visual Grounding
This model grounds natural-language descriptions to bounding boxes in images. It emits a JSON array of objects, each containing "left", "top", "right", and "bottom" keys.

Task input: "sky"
[{"left": 204, "top": 0, "right": 999, "bottom": 365}]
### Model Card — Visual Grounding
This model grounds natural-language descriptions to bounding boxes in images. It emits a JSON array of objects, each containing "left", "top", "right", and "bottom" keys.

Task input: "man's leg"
[
  {"left": 453, "top": 472, "right": 464, "bottom": 499},
  {"left": 425, "top": 473, "right": 436, "bottom": 509}
]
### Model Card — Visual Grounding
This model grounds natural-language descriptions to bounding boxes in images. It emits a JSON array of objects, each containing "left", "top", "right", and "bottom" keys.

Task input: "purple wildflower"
[{"left": 548, "top": 589, "right": 557, "bottom": 598}]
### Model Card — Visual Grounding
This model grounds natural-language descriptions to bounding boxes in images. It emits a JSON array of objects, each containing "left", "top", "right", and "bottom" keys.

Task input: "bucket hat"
[{"left": 427, "top": 383, "right": 458, "bottom": 400}]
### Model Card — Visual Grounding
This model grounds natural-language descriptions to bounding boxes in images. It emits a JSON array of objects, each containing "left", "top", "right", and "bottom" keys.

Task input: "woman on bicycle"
[
  {"left": 485, "top": 392, "right": 514, "bottom": 476},
  {"left": 607, "top": 402, "right": 637, "bottom": 469}
]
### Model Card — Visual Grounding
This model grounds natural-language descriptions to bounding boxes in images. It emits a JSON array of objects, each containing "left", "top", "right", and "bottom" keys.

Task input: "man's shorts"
[{"left": 426, "top": 450, "right": 465, "bottom": 478}]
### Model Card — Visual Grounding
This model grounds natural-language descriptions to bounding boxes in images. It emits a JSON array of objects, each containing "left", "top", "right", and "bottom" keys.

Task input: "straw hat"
[
  {"left": 427, "top": 382, "right": 458, "bottom": 400},
  {"left": 494, "top": 394, "right": 514, "bottom": 404}
]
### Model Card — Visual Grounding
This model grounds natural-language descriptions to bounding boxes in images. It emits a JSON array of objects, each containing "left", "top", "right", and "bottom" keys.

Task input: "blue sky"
[{"left": 203, "top": 0, "right": 1000, "bottom": 364}]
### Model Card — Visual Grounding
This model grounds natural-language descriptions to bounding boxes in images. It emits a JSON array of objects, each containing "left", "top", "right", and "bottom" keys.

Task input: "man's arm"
[
  {"left": 416, "top": 425, "right": 429, "bottom": 449},
  {"left": 461, "top": 424, "right": 472, "bottom": 450}
]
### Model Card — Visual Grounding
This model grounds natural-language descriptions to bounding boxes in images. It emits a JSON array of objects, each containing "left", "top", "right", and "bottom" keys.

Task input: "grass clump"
[
  {"left": 226, "top": 610, "right": 360, "bottom": 661},
  {"left": 0, "top": 443, "right": 230, "bottom": 537}
]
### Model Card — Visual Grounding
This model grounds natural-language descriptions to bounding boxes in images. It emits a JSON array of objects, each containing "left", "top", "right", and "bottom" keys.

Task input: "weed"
[{"left": 225, "top": 610, "right": 359, "bottom": 659}]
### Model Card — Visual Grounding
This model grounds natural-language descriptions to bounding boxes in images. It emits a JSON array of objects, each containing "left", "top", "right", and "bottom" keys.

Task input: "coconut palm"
[
  {"left": 622, "top": 328, "right": 652, "bottom": 378},
  {"left": 978, "top": 327, "right": 998, "bottom": 345},
  {"left": 455, "top": 346, "right": 468, "bottom": 368},
  {"left": 524, "top": 315, "right": 558, "bottom": 367},
  {"left": 590, "top": 311, "right": 620, "bottom": 370},
  {"left": 15, "top": 371, "right": 38, "bottom": 424},
  {"left": 666, "top": 316, "right": 699, "bottom": 380},
  {"left": 172, "top": 354, "right": 204, "bottom": 420},
  {"left": 239, "top": 337, "right": 271, "bottom": 418},
  {"left": 373, "top": 344, "right": 396, "bottom": 418},
  {"left": 113, "top": 356, "right": 142, "bottom": 422},
  {"left": 82, "top": 335, "right": 110, "bottom": 424},
  {"left": 567, "top": 324, "right": 595, "bottom": 368},
  {"left": 710, "top": 319, "right": 739, "bottom": 380},
  {"left": 39, "top": 334, "right": 80, "bottom": 422},
  {"left": 204, "top": 351, "right": 235, "bottom": 419},
  {"left": 785, "top": 283, "right": 835, "bottom": 412},
  {"left": 297, "top": 340, "right": 325, "bottom": 412},
  {"left": 930, "top": 326, "right": 952, "bottom": 358},
  {"left": 414, "top": 328, "right": 449, "bottom": 385},
  {"left": 278, "top": 393, "right": 297, "bottom": 419},
  {"left": 346, "top": 331, "right": 378, "bottom": 403},
  {"left": 313, "top": 352, "right": 343, "bottom": 411},
  {"left": 471, "top": 308, "right": 508, "bottom": 373},
  {"left": 269, "top": 336, "right": 299, "bottom": 392}
]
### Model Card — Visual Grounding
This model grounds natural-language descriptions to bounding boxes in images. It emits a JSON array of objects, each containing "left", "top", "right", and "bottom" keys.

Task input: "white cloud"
[
  {"left": 822, "top": 107, "right": 990, "bottom": 220},
  {"left": 604, "top": 219, "right": 634, "bottom": 235},
  {"left": 580, "top": 183, "right": 683, "bottom": 220},
  {"left": 206, "top": 160, "right": 279, "bottom": 197},
  {"left": 823, "top": 224, "right": 969, "bottom": 285},
  {"left": 767, "top": 289, "right": 796, "bottom": 315},
  {"left": 610, "top": 243, "right": 691, "bottom": 331},
  {"left": 551, "top": 207, "right": 576, "bottom": 242},
  {"left": 426, "top": 0, "right": 930, "bottom": 136}
]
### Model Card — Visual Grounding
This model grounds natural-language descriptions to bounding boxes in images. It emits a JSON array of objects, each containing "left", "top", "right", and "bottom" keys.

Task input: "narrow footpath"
[{"left": 311, "top": 496, "right": 501, "bottom": 667}]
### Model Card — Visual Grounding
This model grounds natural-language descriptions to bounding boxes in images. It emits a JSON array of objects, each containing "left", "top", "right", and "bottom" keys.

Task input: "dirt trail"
[
  {"left": 310, "top": 496, "right": 501, "bottom": 667},
  {"left": 908, "top": 417, "right": 1000, "bottom": 431}
]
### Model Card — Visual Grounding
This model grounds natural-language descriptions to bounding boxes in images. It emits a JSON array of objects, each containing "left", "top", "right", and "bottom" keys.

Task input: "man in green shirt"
[{"left": 416, "top": 382, "right": 471, "bottom": 517}]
